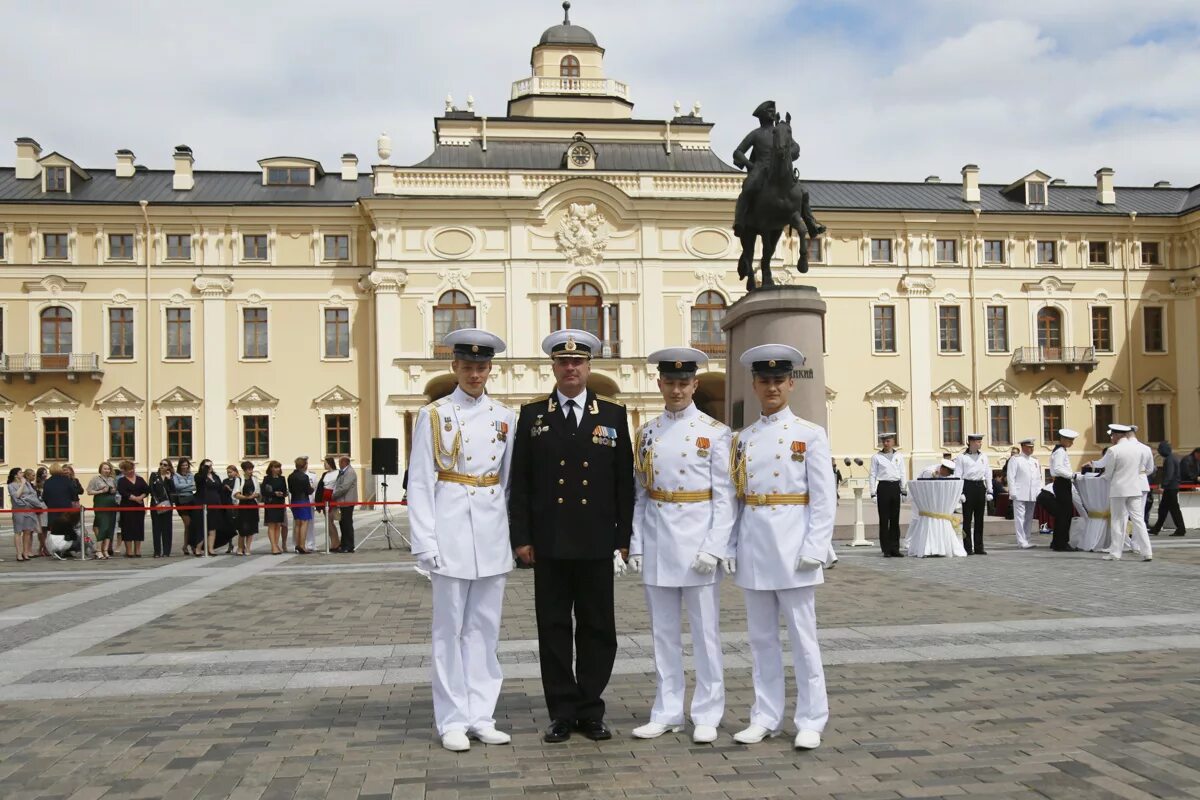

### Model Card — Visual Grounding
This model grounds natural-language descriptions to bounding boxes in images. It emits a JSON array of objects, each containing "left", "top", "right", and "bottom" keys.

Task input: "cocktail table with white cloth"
[
  {"left": 1073, "top": 474, "right": 1132, "bottom": 553},
  {"left": 905, "top": 478, "right": 967, "bottom": 558}
]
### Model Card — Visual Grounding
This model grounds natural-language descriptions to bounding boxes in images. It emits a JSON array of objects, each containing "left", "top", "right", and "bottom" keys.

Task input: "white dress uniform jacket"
[
  {"left": 1131, "top": 437, "right": 1155, "bottom": 493},
  {"left": 1050, "top": 447, "right": 1074, "bottom": 480},
  {"left": 630, "top": 403, "right": 736, "bottom": 587},
  {"left": 408, "top": 387, "right": 517, "bottom": 580},
  {"left": 729, "top": 409, "right": 836, "bottom": 591},
  {"left": 868, "top": 451, "right": 907, "bottom": 496},
  {"left": 954, "top": 452, "right": 991, "bottom": 483},
  {"left": 1006, "top": 454, "right": 1042, "bottom": 502},
  {"left": 1105, "top": 439, "right": 1146, "bottom": 498}
]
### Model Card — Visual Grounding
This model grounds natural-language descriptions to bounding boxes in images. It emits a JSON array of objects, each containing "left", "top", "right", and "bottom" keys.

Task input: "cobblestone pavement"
[{"left": 0, "top": 509, "right": 1196, "bottom": 799}]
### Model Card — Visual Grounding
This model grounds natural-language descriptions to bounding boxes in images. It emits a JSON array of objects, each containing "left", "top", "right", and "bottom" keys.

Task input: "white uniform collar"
[
  {"left": 556, "top": 387, "right": 587, "bottom": 408},
  {"left": 451, "top": 386, "right": 487, "bottom": 408},
  {"left": 759, "top": 407, "right": 794, "bottom": 426},
  {"left": 662, "top": 402, "right": 699, "bottom": 422}
]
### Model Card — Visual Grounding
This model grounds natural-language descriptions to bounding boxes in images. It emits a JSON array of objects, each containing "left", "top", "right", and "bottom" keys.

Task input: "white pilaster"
[
  {"left": 193, "top": 276, "right": 234, "bottom": 461},
  {"left": 1174, "top": 289, "right": 1199, "bottom": 442}
]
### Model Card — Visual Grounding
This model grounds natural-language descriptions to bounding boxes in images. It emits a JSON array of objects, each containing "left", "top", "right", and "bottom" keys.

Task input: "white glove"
[
  {"left": 959, "top": 494, "right": 966, "bottom": 504},
  {"left": 691, "top": 552, "right": 719, "bottom": 575},
  {"left": 628, "top": 554, "right": 643, "bottom": 574},
  {"left": 416, "top": 552, "right": 441, "bottom": 572},
  {"left": 723, "top": 557, "right": 737, "bottom": 575},
  {"left": 795, "top": 555, "right": 823, "bottom": 572},
  {"left": 987, "top": 494, "right": 993, "bottom": 502},
  {"left": 613, "top": 549, "right": 628, "bottom": 577}
]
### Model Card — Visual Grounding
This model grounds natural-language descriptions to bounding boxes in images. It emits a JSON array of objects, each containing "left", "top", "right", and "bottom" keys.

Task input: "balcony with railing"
[
  {"left": 510, "top": 76, "right": 630, "bottom": 101},
  {"left": 0, "top": 353, "right": 104, "bottom": 382},
  {"left": 1010, "top": 346, "right": 1098, "bottom": 374}
]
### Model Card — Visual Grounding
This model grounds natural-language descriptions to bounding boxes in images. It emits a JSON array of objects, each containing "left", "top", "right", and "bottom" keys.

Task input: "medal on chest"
[
  {"left": 696, "top": 437, "right": 711, "bottom": 458},
  {"left": 494, "top": 420, "right": 508, "bottom": 442},
  {"left": 791, "top": 441, "right": 807, "bottom": 462},
  {"left": 532, "top": 414, "right": 549, "bottom": 437},
  {"left": 444, "top": 418, "right": 453, "bottom": 432},
  {"left": 592, "top": 425, "right": 618, "bottom": 447}
]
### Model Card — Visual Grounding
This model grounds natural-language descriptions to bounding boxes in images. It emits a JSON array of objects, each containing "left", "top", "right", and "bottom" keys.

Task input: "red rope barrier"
[{"left": 0, "top": 500, "right": 407, "bottom": 514}]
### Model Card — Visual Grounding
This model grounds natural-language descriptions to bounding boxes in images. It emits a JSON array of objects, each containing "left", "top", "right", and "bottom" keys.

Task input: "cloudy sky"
[{"left": 3, "top": 0, "right": 1199, "bottom": 187}]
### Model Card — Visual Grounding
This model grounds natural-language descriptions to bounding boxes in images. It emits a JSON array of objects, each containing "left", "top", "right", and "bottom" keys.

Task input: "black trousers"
[
  {"left": 339, "top": 506, "right": 355, "bottom": 551},
  {"left": 1051, "top": 477, "right": 1073, "bottom": 549},
  {"left": 876, "top": 481, "right": 902, "bottom": 554},
  {"left": 533, "top": 557, "right": 616, "bottom": 723},
  {"left": 1150, "top": 487, "right": 1186, "bottom": 534},
  {"left": 962, "top": 480, "right": 986, "bottom": 554},
  {"left": 151, "top": 511, "right": 173, "bottom": 556}
]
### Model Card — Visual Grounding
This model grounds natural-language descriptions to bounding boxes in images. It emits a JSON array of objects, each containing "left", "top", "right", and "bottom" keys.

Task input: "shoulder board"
[
  {"left": 792, "top": 416, "right": 821, "bottom": 430},
  {"left": 521, "top": 397, "right": 549, "bottom": 409},
  {"left": 595, "top": 394, "right": 625, "bottom": 407},
  {"left": 699, "top": 413, "right": 729, "bottom": 431},
  {"left": 422, "top": 396, "right": 452, "bottom": 413}
]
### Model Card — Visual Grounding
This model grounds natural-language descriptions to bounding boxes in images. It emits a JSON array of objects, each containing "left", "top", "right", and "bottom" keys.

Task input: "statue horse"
[{"left": 735, "top": 113, "right": 824, "bottom": 291}]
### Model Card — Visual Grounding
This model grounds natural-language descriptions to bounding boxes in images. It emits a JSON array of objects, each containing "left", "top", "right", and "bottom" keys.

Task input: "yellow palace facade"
[{"left": 1, "top": 10, "right": 1198, "bottom": 485}]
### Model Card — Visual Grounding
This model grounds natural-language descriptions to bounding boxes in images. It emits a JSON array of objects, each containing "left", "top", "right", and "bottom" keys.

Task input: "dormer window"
[
  {"left": 1026, "top": 181, "right": 1047, "bottom": 205},
  {"left": 1002, "top": 170, "right": 1052, "bottom": 208},
  {"left": 258, "top": 157, "right": 323, "bottom": 186},
  {"left": 267, "top": 167, "right": 311, "bottom": 186},
  {"left": 46, "top": 167, "right": 67, "bottom": 192}
]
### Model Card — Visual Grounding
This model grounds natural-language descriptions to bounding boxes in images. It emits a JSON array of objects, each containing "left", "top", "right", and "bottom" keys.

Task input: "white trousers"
[
  {"left": 743, "top": 586, "right": 828, "bottom": 733},
  {"left": 1108, "top": 496, "right": 1152, "bottom": 560},
  {"left": 1012, "top": 499, "right": 1036, "bottom": 547},
  {"left": 644, "top": 583, "right": 724, "bottom": 727},
  {"left": 430, "top": 573, "right": 507, "bottom": 735}
]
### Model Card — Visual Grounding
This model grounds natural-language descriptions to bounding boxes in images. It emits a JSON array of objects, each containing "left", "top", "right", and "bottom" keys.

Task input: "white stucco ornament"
[{"left": 556, "top": 203, "right": 609, "bottom": 265}]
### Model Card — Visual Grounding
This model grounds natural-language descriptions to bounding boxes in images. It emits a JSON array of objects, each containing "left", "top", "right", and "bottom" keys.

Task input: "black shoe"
[
  {"left": 1149, "top": 531, "right": 1160, "bottom": 536},
  {"left": 1170, "top": 531, "right": 1185, "bottom": 537},
  {"left": 575, "top": 719, "right": 612, "bottom": 741},
  {"left": 975, "top": 550, "right": 988, "bottom": 555},
  {"left": 543, "top": 719, "right": 572, "bottom": 743},
  {"left": 882, "top": 552, "right": 892, "bottom": 558},
  {"left": 889, "top": 551, "right": 904, "bottom": 558}
]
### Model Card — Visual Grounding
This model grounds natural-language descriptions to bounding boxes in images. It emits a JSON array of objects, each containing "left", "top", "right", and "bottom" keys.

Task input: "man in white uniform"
[
  {"left": 408, "top": 328, "right": 517, "bottom": 752},
  {"left": 1048, "top": 428, "right": 1079, "bottom": 552},
  {"left": 727, "top": 344, "right": 835, "bottom": 751},
  {"left": 1127, "top": 426, "right": 1157, "bottom": 527},
  {"left": 868, "top": 433, "right": 906, "bottom": 557},
  {"left": 1102, "top": 430, "right": 1154, "bottom": 562},
  {"left": 628, "top": 348, "right": 736, "bottom": 744},
  {"left": 954, "top": 434, "right": 991, "bottom": 555},
  {"left": 1006, "top": 438, "right": 1042, "bottom": 549}
]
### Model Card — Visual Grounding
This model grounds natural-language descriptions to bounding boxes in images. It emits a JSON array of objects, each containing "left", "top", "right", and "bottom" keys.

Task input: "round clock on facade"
[{"left": 570, "top": 144, "right": 592, "bottom": 166}]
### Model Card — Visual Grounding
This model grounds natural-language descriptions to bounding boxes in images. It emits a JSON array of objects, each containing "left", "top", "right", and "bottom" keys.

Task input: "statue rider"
[{"left": 733, "top": 100, "right": 824, "bottom": 241}]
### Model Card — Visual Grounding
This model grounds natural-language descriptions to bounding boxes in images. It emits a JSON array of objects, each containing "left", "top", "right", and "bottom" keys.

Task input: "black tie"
[{"left": 564, "top": 399, "right": 579, "bottom": 432}]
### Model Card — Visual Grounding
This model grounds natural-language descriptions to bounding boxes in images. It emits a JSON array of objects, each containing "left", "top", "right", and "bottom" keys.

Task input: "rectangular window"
[
  {"left": 44, "top": 233, "right": 69, "bottom": 260},
  {"left": 243, "top": 415, "right": 270, "bottom": 458},
  {"left": 1042, "top": 404, "right": 1063, "bottom": 444},
  {"left": 941, "top": 406, "right": 964, "bottom": 447},
  {"left": 166, "top": 416, "right": 193, "bottom": 459},
  {"left": 1144, "top": 307, "right": 1165, "bottom": 353},
  {"left": 875, "top": 407, "right": 899, "bottom": 441},
  {"left": 324, "top": 234, "right": 349, "bottom": 261},
  {"left": 324, "top": 308, "right": 350, "bottom": 358},
  {"left": 266, "top": 167, "right": 310, "bottom": 185},
  {"left": 243, "top": 234, "right": 268, "bottom": 260},
  {"left": 46, "top": 167, "right": 66, "bottom": 191},
  {"left": 985, "top": 306, "right": 1009, "bottom": 352},
  {"left": 166, "top": 233, "right": 192, "bottom": 260},
  {"left": 325, "top": 414, "right": 351, "bottom": 458},
  {"left": 1027, "top": 182, "right": 1046, "bottom": 205},
  {"left": 1091, "top": 306, "right": 1112, "bottom": 352},
  {"left": 243, "top": 308, "right": 269, "bottom": 359},
  {"left": 1088, "top": 241, "right": 1109, "bottom": 265},
  {"left": 983, "top": 239, "right": 1005, "bottom": 264},
  {"left": 870, "top": 238, "right": 893, "bottom": 263},
  {"left": 165, "top": 307, "right": 192, "bottom": 359},
  {"left": 108, "top": 307, "right": 134, "bottom": 359},
  {"left": 936, "top": 239, "right": 957, "bottom": 263},
  {"left": 1141, "top": 242, "right": 1160, "bottom": 266},
  {"left": 1147, "top": 403, "right": 1166, "bottom": 443},
  {"left": 108, "top": 416, "right": 136, "bottom": 460},
  {"left": 1094, "top": 404, "right": 1115, "bottom": 442},
  {"left": 1036, "top": 240, "right": 1057, "bottom": 264},
  {"left": 44, "top": 417, "right": 69, "bottom": 461},
  {"left": 989, "top": 406, "right": 1012, "bottom": 446},
  {"left": 807, "top": 238, "right": 822, "bottom": 263},
  {"left": 873, "top": 305, "right": 896, "bottom": 353},
  {"left": 108, "top": 233, "right": 134, "bottom": 260},
  {"left": 938, "top": 306, "right": 961, "bottom": 353},
  {"left": 0, "top": 232, "right": 5, "bottom": 260},
  {"left": 0, "top": 419, "right": 5, "bottom": 463}
]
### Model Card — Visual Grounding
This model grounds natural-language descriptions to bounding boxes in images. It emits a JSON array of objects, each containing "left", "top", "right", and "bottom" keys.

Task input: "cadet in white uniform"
[
  {"left": 1006, "top": 438, "right": 1042, "bottom": 549},
  {"left": 868, "top": 433, "right": 907, "bottom": 557},
  {"left": 1102, "top": 428, "right": 1154, "bottom": 562},
  {"left": 954, "top": 434, "right": 991, "bottom": 555},
  {"left": 628, "top": 348, "right": 736, "bottom": 744},
  {"left": 1048, "top": 428, "right": 1079, "bottom": 551},
  {"left": 408, "top": 329, "right": 517, "bottom": 752},
  {"left": 1127, "top": 427, "right": 1156, "bottom": 526},
  {"left": 727, "top": 344, "right": 835, "bottom": 751}
]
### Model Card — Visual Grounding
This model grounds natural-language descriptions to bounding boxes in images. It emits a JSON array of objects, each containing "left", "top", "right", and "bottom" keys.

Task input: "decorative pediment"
[
  {"left": 96, "top": 387, "right": 145, "bottom": 410},
  {"left": 155, "top": 386, "right": 203, "bottom": 408},
  {"left": 1033, "top": 378, "right": 1071, "bottom": 397},
  {"left": 313, "top": 385, "right": 360, "bottom": 408},
  {"left": 1021, "top": 276, "right": 1075, "bottom": 294},
  {"left": 22, "top": 274, "right": 86, "bottom": 294},
  {"left": 0, "top": 393, "right": 15, "bottom": 412},
  {"left": 1084, "top": 378, "right": 1124, "bottom": 398},
  {"left": 28, "top": 388, "right": 80, "bottom": 409},
  {"left": 1138, "top": 378, "right": 1175, "bottom": 395},
  {"left": 865, "top": 380, "right": 908, "bottom": 401},
  {"left": 38, "top": 151, "right": 91, "bottom": 181},
  {"left": 1002, "top": 169, "right": 1052, "bottom": 195},
  {"left": 231, "top": 386, "right": 279, "bottom": 407},
  {"left": 980, "top": 379, "right": 1018, "bottom": 398},
  {"left": 931, "top": 379, "right": 971, "bottom": 399}
]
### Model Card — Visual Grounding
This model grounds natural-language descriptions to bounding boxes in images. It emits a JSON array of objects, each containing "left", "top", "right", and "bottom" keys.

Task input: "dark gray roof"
[
  {"left": 411, "top": 140, "right": 739, "bottom": 173},
  {"left": 0, "top": 168, "right": 372, "bottom": 205},
  {"left": 1186, "top": 186, "right": 1200, "bottom": 213},
  {"left": 539, "top": 22, "right": 598, "bottom": 46}
]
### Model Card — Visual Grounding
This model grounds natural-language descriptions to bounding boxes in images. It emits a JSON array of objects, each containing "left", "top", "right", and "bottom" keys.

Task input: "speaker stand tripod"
[{"left": 359, "top": 478, "right": 408, "bottom": 550}]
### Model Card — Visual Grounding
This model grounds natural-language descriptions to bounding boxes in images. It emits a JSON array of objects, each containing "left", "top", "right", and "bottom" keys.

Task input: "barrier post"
[
  {"left": 325, "top": 501, "right": 331, "bottom": 554},
  {"left": 202, "top": 505, "right": 210, "bottom": 557}
]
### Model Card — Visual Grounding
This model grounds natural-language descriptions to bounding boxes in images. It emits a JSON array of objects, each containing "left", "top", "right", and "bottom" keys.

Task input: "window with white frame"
[
  {"left": 1094, "top": 404, "right": 1115, "bottom": 443},
  {"left": 324, "top": 414, "right": 351, "bottom": 458},
  {"left": 0, "top": 231, "right": 5, "bottom": 261},
  {"left": 108, "top": 308, "right": 134, "bottom": 360},
  {"left": 873, "top": 305, "right": 896, "bottom": 353},
  {"left": 166, "top": 233, "right": 192, "bottom": 260},
  {"left": 242, "top": 308, "right": 269, "bottom": 359},
  {"left": 243, "top": 234, "right": 268, "bottom": 261},
  {"left": 43, "top": 232, "right": 69, "bottom": 260},
  {"left": 985, "top": 306, "right": 1009, "bottom": 352},
  {"left": 165, "top": 307, "right": 192, "bottom": 359},
  {"left": 0, "top": 418, "right": 5, "bottom": 463},
  {"left": 166, "top": 415, "right": 193, "bottom": 459},
  {"left": 870, "top": 238, "right": 893, "bottom": 263},
  {"left": 937, "top": 306, "right": 961, "bottom": 353},
  {"left": 941, "top": 406, "right": 964, "bottom": 447},
  {"left": 935, "top": 239, "right": 957, "bottom": 263},
  {"left": 43, "top": 417, "right": 69, "bottom": 461},
  {"left": 108, "top": 233, "right": 134, "bottom": 260},
  {"left": 323, "top": 234, "right": 349, "bottom": 261},
  {"left": 1141, "top": 242, "right": 1161, "bottom": 266},
  {"left": 243, "top": 415, "right": 270, "bottom": 458},
  {"left": 266, "top": 167, "right": 311, "bottom": 186},
  {"left": 1090, "top": 307, "right": 1113, "bottom": 353},
  {"left": 807, "top": 238, "right": 822, "bottom": 263},
  {"left": 1036, "top": 240, "right": 1057, "bottom": 264},
  {"left": 1041, "top": 404, "right": 1063, "bottom": 444},
  {"left": 983, "top": 239, "right": 1005, "bottom": 264},
  {"left": 989, "top": 405, "right": 1012, "bottom": 445},
  {"left": 45, "top": 167, "right": 67, "bottom": 192},
  {"left": 1088, "top": 241, "right": 1109, "bottom": 265},
  {"left": 108, "top": 416, "right": 136, "bottom": 460},
  {"left": 1146, "top": 403, "right": 1167, "bottom": 442},
  {"left": 1027, "top": 181, "right": 1047, "bottom": 205},
  {"left": 1143, "top": 306, "right": 1166, "bottom": 353},
  {"left": 875, "top": 406, "right": 899, "bottom": 441},
  {"left": 324, "top": 308, "right": 350, "bottom": 359}
]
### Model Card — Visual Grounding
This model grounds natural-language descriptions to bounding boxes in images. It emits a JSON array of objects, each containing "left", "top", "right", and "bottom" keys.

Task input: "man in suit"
[
  {"left": 1006, "top": 438, "right": 1041, "bottom": 549},
  {"left": 332, "top": 456, "right": 357, "bottom": 553},
  {"left": 509, "top": 328, "right": 635, "bottom": 743},
  {"left": 868, "top": 433, "right": 906, "bottom": 557},
  {"left": 1103, "top": 428, "right": 1153, "bottom": 562}
]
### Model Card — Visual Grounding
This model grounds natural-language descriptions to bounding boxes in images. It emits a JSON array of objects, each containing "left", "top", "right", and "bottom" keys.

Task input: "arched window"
[
  {"left": 560, "top": 55, "right": 580, "bottom": 89},
  {"left": 567, "top": 281, "right": 603, "bottom": 339},
  {"left": 690, "top": 291, "right": 727, "bottom": 356},
  {"left": 433, "top": 290, "right": 476, "bottom": 356},
  {"left": 1036, "top": 306, "right": 1062, "bottom": 359},
  {"left": 40, "top": 306, "right": 72, "bottom": 355}
]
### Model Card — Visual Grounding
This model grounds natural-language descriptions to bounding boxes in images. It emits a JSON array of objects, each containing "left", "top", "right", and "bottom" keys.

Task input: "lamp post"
[{"left": 843, "top": 457, "right": 873, "bottom": 547}]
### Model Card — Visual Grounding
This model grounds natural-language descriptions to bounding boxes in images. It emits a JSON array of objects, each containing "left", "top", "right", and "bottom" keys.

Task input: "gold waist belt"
[
  {"left": 919, "top": 510, "right": 958, "bottom": 522},
  {"left": 1088, "top": 510, "right": 1111, "bottom": 520},
  {"left": 739, "top": 492, "right": 809, "bottom": 506},
  {"left": 436, "top": 470, "right": 500, "bottom": 487},
  {"left": 648, "top": 488, "right": 712, "bottom": 503}
]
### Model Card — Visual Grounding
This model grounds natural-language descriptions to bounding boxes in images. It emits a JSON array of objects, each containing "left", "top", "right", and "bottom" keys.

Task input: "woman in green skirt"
[{"left": 87, "top": 461, "right": 119, "bottom": 559}]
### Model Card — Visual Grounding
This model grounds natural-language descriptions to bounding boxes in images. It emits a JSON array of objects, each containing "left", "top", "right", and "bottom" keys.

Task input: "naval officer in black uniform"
[{"left": 509, "top": 328, "right": 635, "bottom": 743}]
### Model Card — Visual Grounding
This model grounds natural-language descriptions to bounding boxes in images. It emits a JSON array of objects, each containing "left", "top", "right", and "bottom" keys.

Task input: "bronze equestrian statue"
[{"left": 732, "top": 100, "right": 825, "bottom": 290}]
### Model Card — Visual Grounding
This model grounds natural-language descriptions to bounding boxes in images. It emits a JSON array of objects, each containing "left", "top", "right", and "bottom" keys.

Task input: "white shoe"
[
  {"left": 50, "top": 551, "right": 63, "bottom": 560},
  {"left": 794, "top": 729, "right": 821, "bottom": 750},
  {"left": 468, "top": 726, "right": 510, "bottom": 745},
  {"left": 1102, "top": 554, "right": 1120, "bottom": 561},
  {"left": 1141, "top": 556, "right": 1153, "bottom": 562},
  {"left": 733, "top": 724, "right": 781, "bottom": 744},
  {"left": 692, "top": 725, "right": 718, "bottom": 743},
  {"left": 441, "top": 731, "right": 470, "bottom": 752},
  {"left": 1020, "top": 543, "right": 1035, "bottom": 549},
  {"left": 632, "top": 721, "right": 681, "bottom": 739}
]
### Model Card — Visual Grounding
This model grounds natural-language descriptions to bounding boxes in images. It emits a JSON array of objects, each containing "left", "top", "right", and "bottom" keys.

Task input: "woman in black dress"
[
  {"left": 196, "top": 460, "right": 236, "bottom": 556},
  {"left": 233, "top": 461, "right": 260, "bottom": 555},
  {"left": 261, "top": 460, "right": 289, "bottom": 555},
  {"left": 148, "top": 460, "right": 176, "bottom": 557},
  {"left": 116, "top": 461, "right": 149, "bottom": 557}
]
